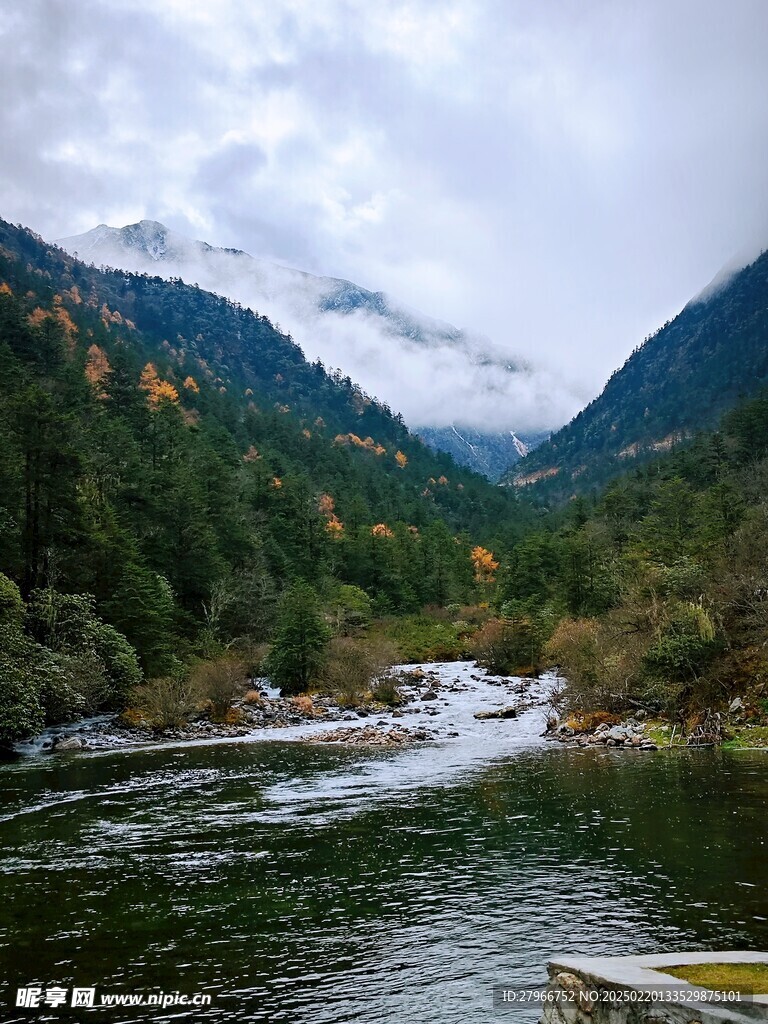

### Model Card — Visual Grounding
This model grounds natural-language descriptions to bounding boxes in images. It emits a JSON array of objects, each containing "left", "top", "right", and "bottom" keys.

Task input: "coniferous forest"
[
  {"left": 2, "top": 216, "right": 768, "bottom": 748},
  {"left": 0, "top": 219, "right": 535, "bottom": 744},
  {"left": 4, "top": 9, "right": 768, "bottom": 1021}
]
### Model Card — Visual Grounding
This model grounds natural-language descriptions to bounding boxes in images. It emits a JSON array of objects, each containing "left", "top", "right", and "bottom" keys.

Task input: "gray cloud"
[{"left": 2, "top": 0, "right": 768, "bottom": 425}]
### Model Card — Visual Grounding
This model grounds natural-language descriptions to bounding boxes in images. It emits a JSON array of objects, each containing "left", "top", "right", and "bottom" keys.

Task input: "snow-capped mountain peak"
[{"left": 55, "top": 220, "right": 577, "bottom": 478}]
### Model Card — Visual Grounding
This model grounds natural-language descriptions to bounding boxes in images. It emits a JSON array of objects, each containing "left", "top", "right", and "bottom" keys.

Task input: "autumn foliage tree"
[
  {"left": 139, "top": 362, "right": 179, "bottom": 407},
  {"left": 318, "top": 493, "right": 344, "bottom": 535},
  {"left": 471, "top": 546, "right": 499, "bottom": 584},
  {"left": 84, "top": 344, "right": 111, "bottom": 398}
]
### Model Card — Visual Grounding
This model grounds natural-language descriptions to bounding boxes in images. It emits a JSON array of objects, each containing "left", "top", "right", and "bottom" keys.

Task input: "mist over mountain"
[{"left": 56, "top": 221, "right": 579, "bottom": 477}]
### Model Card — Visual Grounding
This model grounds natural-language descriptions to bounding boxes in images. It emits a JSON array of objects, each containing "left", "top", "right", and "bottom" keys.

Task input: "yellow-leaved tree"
[
  {"left": 470, "top": 546, "right": 499, "bottom": 584},
  {"left": 371, "top": 523, "right": 394, "bottom": 539},
  {"left": 139, "top": 363, "right": 179, "bottom": 408},
  {"left": 84, "top": 344, "right": 111, "bottom": 399}
]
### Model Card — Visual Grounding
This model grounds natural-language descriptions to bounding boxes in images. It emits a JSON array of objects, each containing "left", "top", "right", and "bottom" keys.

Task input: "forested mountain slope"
[
  {"left": 57, "top": 220, "right": 574, "bottom": 479},
  {"left": 496, "top": 389, "right": 768, "bottom": 729},
  {"left": 0, "top": 219, "right": 532, "bottom": 680},
  {"left": 506, "top": 248, "right": 768, "bottom": 499}
]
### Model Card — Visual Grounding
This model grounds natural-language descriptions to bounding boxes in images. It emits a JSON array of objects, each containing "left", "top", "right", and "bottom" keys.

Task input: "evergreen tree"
[
  {"left": 104, "top": 564, "right": 177, "bottom": 677},
  {"left": 265, "top": 582, "right": 330, "bottom": 695}
]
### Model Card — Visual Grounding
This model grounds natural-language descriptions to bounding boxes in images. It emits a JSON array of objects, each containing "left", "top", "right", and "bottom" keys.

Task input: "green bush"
[
  {"left": 89, "top": 622, "right": 143, "bottom": 704},
  {"left": 324, "top": 584, "right": 372, "bottom": 635},
  {"left": 0, "top": 626, "right": 45, "bottom": 746},
  {"left": 0, "top": 625, "right": 95, "bottom": 744},
  {"left": 0, "top": 573, "right": 24, "bottom": 628},
  {"left": 37, "top": 654, "right": 89, "bottom": 724},
  {"left": 382, "top": 615, "right": 467, "bottom": 663},
  {"left": 644, "top": 604, "right": 718, "bottom": 680},
  {"left": 25, "top": 588, "right": 142, "bottom": 705}
]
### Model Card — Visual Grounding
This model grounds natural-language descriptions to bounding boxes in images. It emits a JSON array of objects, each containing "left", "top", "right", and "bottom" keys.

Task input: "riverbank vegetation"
[
  {"left": 0, "top": 221, "right": 524, "bottom": 746},
  {"left": 490, "top": 392, "right": 768, "bottom": 738},
  {"left": 2, "top": 218, "right": 768, "bottom": 749}
]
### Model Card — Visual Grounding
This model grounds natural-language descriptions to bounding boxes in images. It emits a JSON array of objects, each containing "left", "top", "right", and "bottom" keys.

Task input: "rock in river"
[
  {"left": 474, "top": 706, "right": 518, "bottom": 720},
  {"left": 52, "top": 736, "right": 85, "bottom": 751}
]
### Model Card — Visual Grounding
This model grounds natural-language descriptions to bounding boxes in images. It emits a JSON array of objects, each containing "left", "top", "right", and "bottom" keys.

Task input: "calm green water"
[{"left": 1, "top": 689, "right": 767, "bottom": 1023}]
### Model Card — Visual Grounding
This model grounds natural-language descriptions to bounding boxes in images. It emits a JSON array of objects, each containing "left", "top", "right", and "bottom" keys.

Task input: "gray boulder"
[
  {"left": 474, "top": 706, "right": 518, "bottom": 720},
  {"left": 53, "top": 735, "right": 84, "bottom": 752}
]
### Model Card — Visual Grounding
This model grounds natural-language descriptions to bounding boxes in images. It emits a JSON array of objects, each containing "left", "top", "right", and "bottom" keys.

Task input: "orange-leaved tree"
[
  {"left": 139, "top": 363, "right": 179, "bottom": 408},
  {"left": 471, "top": 545, "right": 499, "bottom": 584}
]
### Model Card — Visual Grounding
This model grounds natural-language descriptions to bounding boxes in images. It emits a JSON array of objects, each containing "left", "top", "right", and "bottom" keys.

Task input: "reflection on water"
[{"left": 0, "top": 668, "right": 766, "bottom": 1023}]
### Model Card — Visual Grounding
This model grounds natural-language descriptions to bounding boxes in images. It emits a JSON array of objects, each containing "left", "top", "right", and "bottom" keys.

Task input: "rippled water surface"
[{"left": 1, "top": 663, "right": 767, "bottom": 1023}]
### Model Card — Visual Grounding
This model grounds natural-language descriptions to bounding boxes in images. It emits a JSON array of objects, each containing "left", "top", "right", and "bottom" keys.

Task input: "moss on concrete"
[{"left": 665, "top": 962, "right": 768, "bottom": 991}]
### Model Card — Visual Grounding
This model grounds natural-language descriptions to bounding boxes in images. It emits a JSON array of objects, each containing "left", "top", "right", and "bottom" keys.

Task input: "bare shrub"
[
  {"left": 236, "top": 642, "right": 270, "bottom": 678},
  {"left": 128, "top": 676, "right": 200, "bottom": 730},
  {"left": 545, "top": 617, "right": 643, "bottom": 714},
  {"left": 471, "top": 617, "right": 543, "bottom": 675},
  {"left": 190, "top": 656, "right": 246, "bottom": 719},
  {"left": 370, "top": 676, "right": 403, "bottom": 706},
  {"left": 290, "top": 694, "right": 319, "bottom": 716},
  {"left": 320, "top": 638, "right": 398, "bottom": 707},
  {"left": 457, "top": 604, "right": 492, "bottom": 625},
  {"left": 564, "top": 710, "right": 620, "bottom": 733}
]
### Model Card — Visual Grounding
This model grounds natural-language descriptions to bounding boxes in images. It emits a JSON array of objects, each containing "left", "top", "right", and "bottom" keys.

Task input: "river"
[{"left": 1, "top": 662, "right": 766, "bottom": 1023}]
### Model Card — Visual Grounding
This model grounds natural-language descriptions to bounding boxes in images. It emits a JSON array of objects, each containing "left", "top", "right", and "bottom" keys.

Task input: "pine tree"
[{"left": 265, "top": 582, "right": 330, "bottom": 695}]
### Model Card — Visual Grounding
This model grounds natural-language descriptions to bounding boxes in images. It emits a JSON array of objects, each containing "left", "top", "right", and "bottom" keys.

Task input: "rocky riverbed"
[
  {"left": 546, "top": 716, "right": 659, "bottom": 750},
  {"left": 16, "top": 662, "right": 551, "bottom": 756},
  {"left": 301, "top": 724, "right": 436, "bottom": 746}
]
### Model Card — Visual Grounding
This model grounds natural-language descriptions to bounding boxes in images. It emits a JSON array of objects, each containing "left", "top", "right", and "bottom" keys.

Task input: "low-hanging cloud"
[
  {"left": 4, "top": 0, "right": 768, "bottom": 413},
  {"left": 268, "top": 305, "right": 584, "bottom": 433},
  {"left": 58, "top": 221, "right": 584, "bottom": 432}
]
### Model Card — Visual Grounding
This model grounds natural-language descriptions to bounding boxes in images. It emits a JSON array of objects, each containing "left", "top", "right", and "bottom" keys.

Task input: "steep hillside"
[
  {"left": 0, "top": 218, "right": 533, "bottom": 676},
  {"left": 506, "top": 248, "right": 768, "bottom": 498},
  {"left": 494, "top": 387, "right": 768, "bottom": 727},
  {"left": 418, "top": 425, "right": 547, "bottom": 481},
  {"left": 56, "top": 220, "right": 578, "bottom": 478}
]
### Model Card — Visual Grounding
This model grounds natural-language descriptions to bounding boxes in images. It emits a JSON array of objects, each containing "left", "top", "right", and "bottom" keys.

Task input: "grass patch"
[
  {"left": 644, "top": 720, "right": 677, "bottom": 746},
  {"left": 372, "top": 614, "right": 475, "bottom": 663},
  {"left": 721, "top": 725, "right": 768, "bottom": 749},
  {"left": 664, "top": 962, "right": 768, "bottom": 992}
]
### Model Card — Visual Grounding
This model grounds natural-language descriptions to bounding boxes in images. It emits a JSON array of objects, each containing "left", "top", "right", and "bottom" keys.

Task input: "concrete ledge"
[{"left": 541, "top": 952, "right": 768, "bottom": 1024}]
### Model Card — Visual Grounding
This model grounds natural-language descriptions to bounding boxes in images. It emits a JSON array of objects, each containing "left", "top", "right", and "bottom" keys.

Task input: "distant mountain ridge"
[
  {"left": 418, "top": 424, "right": 549, "bottom": 481},
  {"left": 56, "top": 220, "right": 572, "bottom": 479},
  {"left": 505, "top": 246, "right": 768, "bottom": 497}
]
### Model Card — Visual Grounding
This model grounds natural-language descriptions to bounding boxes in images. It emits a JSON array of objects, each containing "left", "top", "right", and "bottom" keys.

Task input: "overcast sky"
[{"left": 3, "top": 0, "right": 768, "bottom": 406}]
